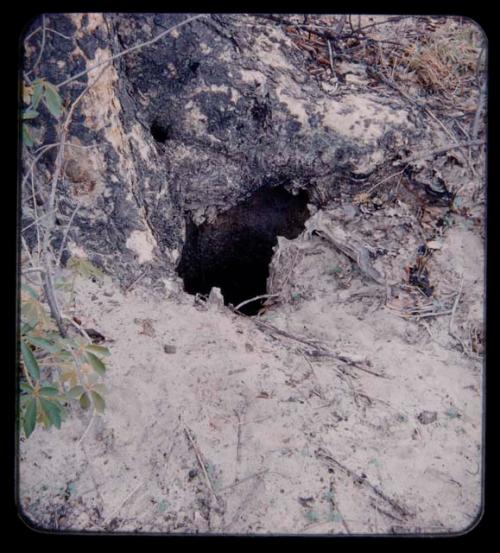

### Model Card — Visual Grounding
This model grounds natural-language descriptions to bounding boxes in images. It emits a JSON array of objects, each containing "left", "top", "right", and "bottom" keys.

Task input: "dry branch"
[
  {"left": 184, "top": 426, "right": 221, "bottom": 505},
  {"left": 315, "top": 447, "right": 414, "bottom": 519}
]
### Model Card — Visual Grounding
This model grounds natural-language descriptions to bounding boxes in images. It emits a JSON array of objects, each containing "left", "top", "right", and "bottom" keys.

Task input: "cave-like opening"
[{"left": 177, "top": 185, "right": 310, "bottom": 315}]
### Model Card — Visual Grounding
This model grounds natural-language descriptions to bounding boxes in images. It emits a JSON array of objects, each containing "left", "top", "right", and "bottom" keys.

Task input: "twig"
[
  {"left": 471, "top": 80, "right": 486, "bottom": 141},
  {"left": 366, "top": 167, "right": 408, "bottom": 195},
  {"left": 77, "top": 411, "right": 96, "bottom": 445},
  {"left": 254, "top": 319, "right": 325, "bottom": 351},
  {"left": 327, "top": 40, "right": 334, "bottom": 75},
  {"left": 105, "top": 477, "right": 145, "bottom": 525},
  {"left": 56, "top": 14, "right": 207, "bottom": 89},
  {"left": 315, "top": 447, "right": 414, "bottom": 519},
  {"left": 124, "top": 270, "right": 147, "bottom": 293},
  {"left": 220, "top": 469, "right": 269, "bottom": 492},
  {"left": 81, "top": 445, "right": 106, "bottom": 517},
  {"left": 21, "top": 143, "right": 58, "bottom": 194},
  {"left": 24, "top": 24, "right": 72, "bottom": 44},
  {"left": 45, "top": 28, "right": 73, "bottom": 40},
  {"left": 334, "top": 15, "right": 347, "bottom": 36},
  {"left": 42, "top": 261, "right": 66, "bottom": 337},
  {"left": 30, "top": 170, "right": 42, "bottom": 263},
  {"left": 255, "top": 319, "right": 386, "bottom": 377},
  {"left": 370, "top": 499, "right": 405, "bottom": 522},
  {"left": 184, "top": 426, "right": 220, "bottom": 505},
  {"left": 351, "top": 16, "right": 410, "bottom": 35},
  {"left": 26, "top": 14, "right": 46, "bottom": 78},
  {"left": 399, "top": 140, "right": 485, "bottom": 165},
  {"left": 308, "top": 350, "right": 387, "bottom": 378},
  {"left": 63, "top": 315, "right": 93, "bottom": 342},
  {"left": 57, "top": 200, "right": 81, "bottom": 267},
  {"left": 21, "top": 267, "right": 45, "bottom": 275},
  {"left": 39, "top": 66, "right": 109, "bottom": 337},
  {"left": 21, "top": 236, "right": 35, "bottom": 266},
  {"left": 234, "top": 293, "right": 280, "bottom": 313},
  {"left": 448, "top": 275, "right": 468, "bottom": 354},
  {"left": 234, "top": 409, "right": 243, "bottom": 471},
  {"left": 22, "top": 209, "right": 56, "bottom": 233}
]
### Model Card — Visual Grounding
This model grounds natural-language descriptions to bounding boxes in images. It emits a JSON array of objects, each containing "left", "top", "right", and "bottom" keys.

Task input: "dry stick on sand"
[
  {"left": 254, "top": 319, "right": 386, "bottom": 378},
  {"left": 184, "top": 427, "right": 221, "bottom": 506},
  {"left": 233, "top": 293, "right": 281, "bottom": 313},
  {"left": 448, "top": 275, "right": 469, "bottom": 355},
  {"left": 315, "top": 447, "right": 414, "bottom": 520},
  {"left": 398, "top": 140, "right": 485, "bottom": 165},
  {"left": 220, "top": 469, "right": 269, "bottom": 493}
]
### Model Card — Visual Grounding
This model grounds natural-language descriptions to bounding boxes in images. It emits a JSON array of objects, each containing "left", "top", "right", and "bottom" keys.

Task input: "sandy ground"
[
  {"left": 18, "top": 204, "right": 484, "bottom": 535},
  {"left": 18, "top": 14, "right": 485, "bottom": 536}
]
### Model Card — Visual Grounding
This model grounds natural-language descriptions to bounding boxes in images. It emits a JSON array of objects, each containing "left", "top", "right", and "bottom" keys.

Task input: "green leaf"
[
  {"left": 43, "top": 82, "right": 63, "bottom": 119},
  {"left": 23, "top": 398, "right": 37, "bottom": 438},
  {"left": 92, "top": 384, "right": 107, "bottom": 395},
  {"left": 39, "top": 397, "right": 62, "bottom": 429},
  {"left": 21, "top": 283, "right": 38, "bottom": 299},
  {"left": 67, "top": 256, "right": 104, "bottom": 280},
  {"left": 20, "top": 382, "right": 33, "bottom": 393},
  {"left": 32, "top": 81, "right": 44, "bottom": 109},
  {"left": 20, "top": 340, "right": 40, "bottom": 381},
  {"left": 24, "top": 336, "right": 60, "bottom": 354},
  {"left": 21, "top": 322, "right": 37, "bottom": 336},
  {"left": 38, "top": 399, "right": 52, "bottom": 429},
  {"left": 23, "top": 124, "right": 34, "bottom": 148},
  {"left": 39, "top": 386, "right": 59, "bottom": 397},
  {"left": 80, "top": 392, "right": 90, "bottom": 410},
  {"left": 85, "top": 344, "right": 110, "bottom": 357},
  {"left": 67, "top": 385, "right": 85, "bottom": 399},
  {"left": 20, "top": 394, "right": 32, "bottom": 410},
  {"left": 22, "top": 109, "right": 39, "bottom": 120},
  {"left": 85, "top": 352, "right": 106, "bottom": 376},
  {"left": 90, "top": 390, "right": 105, "bottom": 413}
]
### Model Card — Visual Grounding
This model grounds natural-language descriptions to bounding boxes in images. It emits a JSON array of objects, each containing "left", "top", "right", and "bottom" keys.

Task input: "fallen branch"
[
  {"left": 471, "top": 79, "right": 487, "bottom": 141},
  {"left": 184, "top": 426, "right": 221, "bottom": 505},
  {"left": 399, "top": 140, "right": 485, "bottom": 165},
  {"left": 254, "top": 319, "right": 387, "bottom": 378},
  {"left": 220, "top": 469, "right": 269, "bottom": 493},
  {"left": 315, "top": 447, "right": 414, "bottom": 519},
  {"left": 448, "top": 275, "right": 468, "bottom": 354},
  {"left": 234, "top": 293, "right": 281, "bottom": 313},
  {"left": 306, "top": 350, "right": 387, "bottom": 378},
  {"left": 124, "top": 269, "right": 148, "bottom": 293}
]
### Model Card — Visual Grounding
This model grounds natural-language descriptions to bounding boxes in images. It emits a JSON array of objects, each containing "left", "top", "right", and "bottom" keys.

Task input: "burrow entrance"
[{"left": 177, "top": 185, "right": 310, "bottom": 315}]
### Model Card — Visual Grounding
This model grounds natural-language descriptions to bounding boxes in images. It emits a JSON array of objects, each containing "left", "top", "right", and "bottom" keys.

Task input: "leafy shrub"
[{"left": 19, "top": 260, "right": 109, "bottom": 438}]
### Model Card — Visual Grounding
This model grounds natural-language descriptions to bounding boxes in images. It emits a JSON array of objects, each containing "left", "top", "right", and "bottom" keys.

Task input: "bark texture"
[{"left": 22, "top": 13, "right": 425, "bottom": 287}]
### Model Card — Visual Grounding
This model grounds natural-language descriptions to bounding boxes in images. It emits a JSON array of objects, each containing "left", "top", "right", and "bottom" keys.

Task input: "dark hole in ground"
[
  {"left": 150, "top": 121, "right": 172, "bottom": 143},
  {"left": 177, "top": 185, "right": 310, "bottom": 315}
]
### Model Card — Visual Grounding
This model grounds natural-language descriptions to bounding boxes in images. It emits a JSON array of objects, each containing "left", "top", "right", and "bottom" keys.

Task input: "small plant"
[
  {"left": 19, "top": 263, "right": 109, "bottom": 439},
  {"left": 22, "top": 78, "right": 63, "bottom": 147}
]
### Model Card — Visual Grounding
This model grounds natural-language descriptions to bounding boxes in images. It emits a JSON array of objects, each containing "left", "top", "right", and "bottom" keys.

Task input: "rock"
[
  {"left": 207, "top": 287, "right": 225, "bottom": 308},
  {"left": 417, "top": 411, "right": 437, "bottom": 425},
  {"left": 163, "top": 344, "right": 177, "bottom": 354}
]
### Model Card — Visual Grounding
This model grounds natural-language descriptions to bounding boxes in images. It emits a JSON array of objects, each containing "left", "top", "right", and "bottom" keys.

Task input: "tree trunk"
[{"left": 21, "top": 13, "right": 425, "bottom": 291}]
